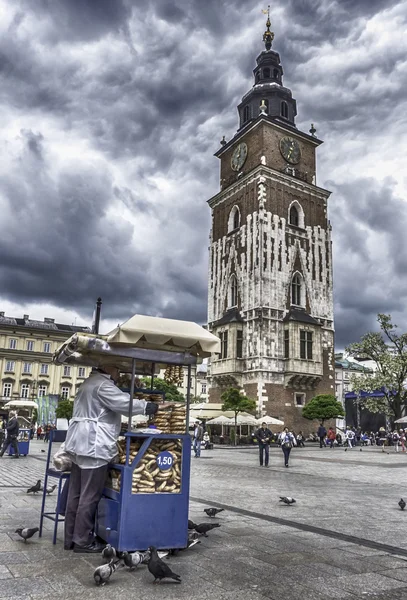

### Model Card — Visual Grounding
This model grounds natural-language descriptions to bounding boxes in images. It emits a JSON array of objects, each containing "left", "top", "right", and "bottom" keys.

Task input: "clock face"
[
  {"left": 231, "top": 143, "right": 248, "bottom": 171},
  {"left": 280, "top": 136, "right": 301, "bottom": 164}
]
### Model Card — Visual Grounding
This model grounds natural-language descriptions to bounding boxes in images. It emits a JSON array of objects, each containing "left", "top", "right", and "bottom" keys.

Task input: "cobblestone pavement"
[{"left": 1, "top": 440, "right": 407, "bottom": 599}]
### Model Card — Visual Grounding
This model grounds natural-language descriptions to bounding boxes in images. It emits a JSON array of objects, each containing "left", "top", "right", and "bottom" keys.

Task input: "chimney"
[
  {"left": 44, "top": 318, "right": 55, "bottom": 324},
  {"left": 23, "top": 314, "right": 29, "bottom": 320}
]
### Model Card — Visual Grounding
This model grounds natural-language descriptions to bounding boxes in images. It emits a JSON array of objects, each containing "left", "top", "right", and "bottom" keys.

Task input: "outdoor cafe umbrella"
[
  {"left": 394, "top": 417, "right": 407, "bottom": 423},
  {"left": 205, "top": 415, "right": 232, "bottom": 436},
  {"left": 255, "top": 415, "right": 285, "bottom": 426}
]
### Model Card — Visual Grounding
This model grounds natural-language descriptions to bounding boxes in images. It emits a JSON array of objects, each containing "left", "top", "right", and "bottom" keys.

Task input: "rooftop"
[{"left": 0, "top": 312, "right": 91, "bottom": 334}]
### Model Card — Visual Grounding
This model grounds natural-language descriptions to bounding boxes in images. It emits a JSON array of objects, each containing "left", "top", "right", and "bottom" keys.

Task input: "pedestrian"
[
  {"left": 193, "top": 421, "right": 203, "bottom": 458},
  {"left": 345, "top": 427, "right": 355, "bottom": 449},
  {"left": 296, "top": 431, "right": 305, "bottom": 448},
  {"left": 203, "top": 430, "right": 210, "bottom": 450},
  {"left": 63, "top": 365, "right": 163, "bottom": 553},
  {"left": 317, "top": 423, "right": 327, "bottom": 448},
  {"left": 280, "top": 427, "right": 296, "bottom": 467},
  {"left": 393, "top": 430, "right": 400, "bottom": 452},
  {"left": 327, "top": 427, "right": 336, "bottom": 449},
  {"left": 256, "top": 422, "right": 273, "bottom": 467},
  {"left": 400, "top": 430, "right": 406, "bottom": 452},
  {"left": 0, "top": 411, "right": 20, "bottom": 458}
]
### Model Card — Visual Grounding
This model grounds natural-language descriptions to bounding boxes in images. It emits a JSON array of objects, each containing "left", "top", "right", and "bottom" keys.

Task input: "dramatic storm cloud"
[{"left": 0, "top": 0, "right": 406, "bottom": 344}]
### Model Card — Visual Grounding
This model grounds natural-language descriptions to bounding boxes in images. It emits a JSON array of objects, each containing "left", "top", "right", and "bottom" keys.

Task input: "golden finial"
[{"left": 262, "top": 5, "right": 274, "bottom": 51}]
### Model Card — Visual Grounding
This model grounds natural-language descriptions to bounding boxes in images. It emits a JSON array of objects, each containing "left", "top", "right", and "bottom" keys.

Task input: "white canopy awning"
[
  {"left": 107, "top": 314, "right": 220, "bottom": 357},
  {"left": 205, "top": 415, "right": 233, "bottom": 425},
  {"left": 256, "top": 415, "right": 284, "bottom": 426},
  {"left": 395, "top": 417, "right": 407, "bottom": 424},
  {"left": 4, "top": 400, "right": 38, "bottom": 409}
]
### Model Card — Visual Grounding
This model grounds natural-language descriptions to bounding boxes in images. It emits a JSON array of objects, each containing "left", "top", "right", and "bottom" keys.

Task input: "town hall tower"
[{"left": 206, "top": 14, "right": 334, "bottom": 429}]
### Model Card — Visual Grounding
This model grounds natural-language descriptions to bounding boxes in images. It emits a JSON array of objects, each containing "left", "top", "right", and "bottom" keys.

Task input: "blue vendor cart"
[
  {"left": 9, "top": 427, "right": 31, "bottom": 456},
  {"left": 53, "top": 314, "right": 220, "bottom": 552}
]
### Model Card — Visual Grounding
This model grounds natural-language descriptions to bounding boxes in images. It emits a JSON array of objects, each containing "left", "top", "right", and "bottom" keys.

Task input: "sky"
[{"left": 0, "top": 0, "right": 406, "bottom": 347}]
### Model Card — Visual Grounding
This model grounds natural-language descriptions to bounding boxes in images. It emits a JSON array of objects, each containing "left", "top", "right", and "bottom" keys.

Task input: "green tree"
[
  {"left": 346, "top": 314, "right": 407, "bottom": 420},
  {"left": 221, "top": 387, "right": 256, "bottom": 445},
  {"left": 302, "top": 394, "right": 344, "bottom": 425},
  {"left": 140, "top": 377, "right": 185, "bottom": 403},
  {"left": 55, "top": 400, "right": 73, "bottom": 423}
]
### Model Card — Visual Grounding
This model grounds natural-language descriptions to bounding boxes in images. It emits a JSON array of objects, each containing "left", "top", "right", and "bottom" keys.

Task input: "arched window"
[
  {"left": 228, "top": 205, "right": 241, "bottom": 232},
  {"left": 289, "top": 205, "right": 299, "bottom": 227},
  {"left": 263, "top": 68, "right": 270, "bottom": 78},
  {"left": 273, "top": 68, "right": 279, "bottom": 80},
  {"left": 291, "top": 273, "right": 302, "bottom": 306},
  {"left": 243, "top": 105, "right": 250, "bottom": 123},
  {"left": 281, "top": 101, "right": 288, "bottom": 119},
  {"left": 229, "top": 275, "right": 238, "bottom": 307},
  {"left": 288, "top": 201, "right": 305, "bottom": 228}
]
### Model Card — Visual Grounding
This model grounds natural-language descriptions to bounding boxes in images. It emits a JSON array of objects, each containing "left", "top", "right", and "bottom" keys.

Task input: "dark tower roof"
[{"left": 237, "top": 11, "right": 297, "bottom": 131}]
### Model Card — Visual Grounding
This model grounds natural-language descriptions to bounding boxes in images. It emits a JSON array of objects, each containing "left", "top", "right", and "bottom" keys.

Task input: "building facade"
[
  {"left": 0, "top": 312, "right": 91, "bottom": 417},
  {"left": 206, "top": 16, "right": 335, "bottom": 430}
]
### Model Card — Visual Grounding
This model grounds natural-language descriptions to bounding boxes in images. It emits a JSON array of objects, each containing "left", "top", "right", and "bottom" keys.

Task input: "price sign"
[{"left": 156, "top": 451, "right": 174, "bottom": 471}]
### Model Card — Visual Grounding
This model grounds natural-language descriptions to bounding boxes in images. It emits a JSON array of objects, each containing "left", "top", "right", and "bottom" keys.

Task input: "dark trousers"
[
  {"left": 0, "top": 435, "right": 19, "bottom": 457},
  {"left": 64, "top": 463, "right": 108, "bottom": 547},
  {"left": 259, "top": 443, "right": 269, "bottom": 466},
  {"left": 319, "top": 436, "right": 325, "bottom": 448},
  {"left": 282, "top": 446, "right": 291, "bottom": 466}
]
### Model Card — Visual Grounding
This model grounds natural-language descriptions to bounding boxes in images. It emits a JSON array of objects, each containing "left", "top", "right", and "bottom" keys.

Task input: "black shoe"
[
  {"left": 64, "top": 543, "right": 74, "bottom": 550},
  {"left": 73, "top": 541, "right": 105, "bottom": 554},
  {"left": 13, "top": 455, "right": 19, "bottom": 459},
  {"left": 285, "top": 464, "right": 289, "bottom": 468},
  {"left": 265, "top": 465, "right": 269, "bottom": 468}
]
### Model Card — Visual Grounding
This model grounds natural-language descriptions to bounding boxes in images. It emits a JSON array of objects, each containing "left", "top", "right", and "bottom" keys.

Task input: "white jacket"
[{"left": 65, "top": 371, "right": 146, "bottom": 466}]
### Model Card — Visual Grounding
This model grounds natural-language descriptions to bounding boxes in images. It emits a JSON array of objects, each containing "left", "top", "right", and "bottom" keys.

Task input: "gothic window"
[
  {"left": 228, "top": 205, "right": 241, "bottom": 233},
  {"left": 243, "top": 105, "right": 250, "bottom": 122},
  {"left": 284, "top": 329, "right": 289, "bottom": 358},
  {"left": 281, "top": 101, "right": 288, "bottom": 118},
  {"left": 220, "top": 331, "right": 228, "bottom": 359},
  {"left": 229, "top": 275, "right": 238, "bottom": 307},
  {"left": 300, "top": 330, "right": 313, "bottom": 360},
  {"left": 291, "top": 272, "right": 303, "bottom": 306},
  {"left": 263, "top": 67, "right": 270, "bottom": 78},
  {"left": 289, "top": 205, "right": 299, "bottom": 227},
  {"left": 288, "top": 201, "right": 305, "bottom": 228},
  {"left": 236, "top": 330, "right": 243, "bottom": 358}
]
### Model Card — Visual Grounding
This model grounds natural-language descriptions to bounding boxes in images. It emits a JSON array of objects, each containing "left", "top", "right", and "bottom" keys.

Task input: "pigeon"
[
  {"left": 204, "top": 508, "right": 224, "bottom": 518},
  {"left": 101, "top": 544, "right": 116, "bottom": 562},
  {"left": 15, "top": 527, "right": 39, "bottom": 542},
  {"left": 399, "top": 498, "right": 406, "bottom": 511},
  {"left": 279, "top": 496, "right": 296, "bottom": 505},
  {"left": 46, "top": 484, "right": 57, "bottom": 495},
  {"left": 188, "top": 519, "right": 197, "bottom": 530},
  {"left": 26, "top": 480, "right": 41, "bottom": 494},
  {"left": 193, "top": 522, "right": 221, "bottom": 537},
  {"left": 93, "top": 559, "right": 120, "bottom": 586},
  {"left": 147, "top": 546, "right": 181, "bottom": 584},
  {"left": 122, "top": 551, "right": 143, "bottom": 570},
  {"left": 140, "top": 549, "right": 168, "bottom": 564}
]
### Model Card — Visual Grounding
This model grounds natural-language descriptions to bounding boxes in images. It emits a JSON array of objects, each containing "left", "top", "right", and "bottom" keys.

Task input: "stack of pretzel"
[{"left": 169, "top": 403, "right": 187, "bottom": 434}]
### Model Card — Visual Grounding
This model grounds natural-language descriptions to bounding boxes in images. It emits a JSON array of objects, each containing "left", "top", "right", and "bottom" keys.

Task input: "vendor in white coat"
[{"left": 64, "top": 365, "right": 164, "bottom": 554}]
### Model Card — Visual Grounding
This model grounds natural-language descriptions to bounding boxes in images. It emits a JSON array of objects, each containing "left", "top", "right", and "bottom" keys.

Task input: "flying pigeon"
[
  {"left": 193, "top": 522, "right": 221, "bottom": 537},
  {"left": 279, "top": 496, "right": 296, "bottom": 505},
  {"left": 46, "top": 484, "right": 57, "bottom": 495},
  {"left": 204, "top": 508, "right": 224, "bottom": 518},
  {"left": 93, "top": 560, "right": 121, "bottom": 586},
  {"left": 27, "top": 480, "right": 41, "bottom": 494},
  {"left": 122, "top": 551, "right": 143, "bottom": 570},
  {"left": 15, "top": 527, "right": 39, "bottom": 542},
  {"left": 188, "top": 519, "right": 197, "bottom": 529},
  {"left": 399, "top": 498, "right": 406, "bottom": 511},
  {"left": 101, "top": 544, "right": 116, "bottom": 562},
  {"left": 147, "top": 546, "right": 181, "bottom": 584}
]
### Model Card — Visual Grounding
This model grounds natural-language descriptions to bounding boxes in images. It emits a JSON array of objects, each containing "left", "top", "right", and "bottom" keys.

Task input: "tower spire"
[{"left": 262, "top": 5, "right": 274, "bottom": 50}]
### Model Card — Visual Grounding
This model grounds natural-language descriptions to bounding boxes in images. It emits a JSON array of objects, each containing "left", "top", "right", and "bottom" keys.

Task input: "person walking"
[
  {"left": 400, "top": 430, "right": 406, "bottom": 452},
  {"left": 280, "top": 427, "right": 296, "bottom": 467},
  {"left": 317, "top": 423, "right": 327, "bottom": 448},
  {"left": 327, "top": 427, "right": 336, "bottom": 449},
  {"left": 393, "top": 430, "right": 400, "bottom": 452},
  {"left": 345, "top": 427, "right": 355, "bottom": 449},
  {"left": 193, "top": 421, "right": 203, "bottom": 458},
  {"left": 64, "top": 365, "right": 162, "bottom": 553},
  {"left": 0, "top": 411, "right": 20, "bottom": 458},
  {"left": 256, "top": 422, "right": 273, "bottom": 467}
]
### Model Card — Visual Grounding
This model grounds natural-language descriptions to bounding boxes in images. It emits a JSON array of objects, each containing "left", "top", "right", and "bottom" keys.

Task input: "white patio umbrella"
[
  {"left": 205, "top": 415, "right": 232, "bottom": 436},
  {"left": 394, "top": 417, "right": 407, "bottom": 424},
  {"left": 256, "top": 415, "right": 285, "bottom": 426},
  {"left": 3, "top": 400, "right": 38, "bottom": 409}
]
